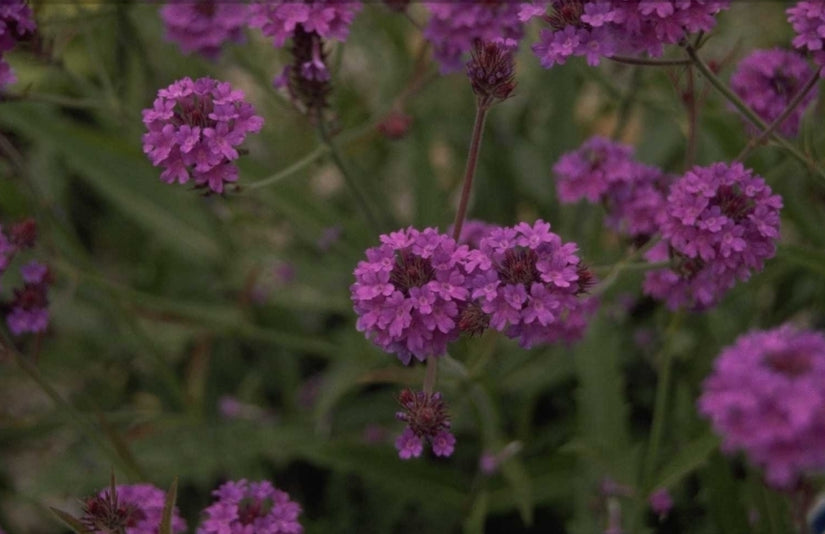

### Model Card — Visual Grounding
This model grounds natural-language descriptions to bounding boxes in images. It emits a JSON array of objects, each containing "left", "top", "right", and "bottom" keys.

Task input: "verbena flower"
[
  {"left": 730, "top": 48, "right": 819, "bottom": 137},
  {"left": 160, "top": 0, "right": 248, "bottom": 59},
  {"left": 787, "top": 0, "right": 825, "bottom": 72},
  {"left": 468, "top": 220, "right": 595, "bottom": 348},
  {"left": 198, "top": 479, "right": 302, "bottom": 534},
  {"left": 249, "top": 1, "right": 361, "bottom": 48},
  {"left": 141, "top": 77, "right": 263, "bottom": 194},
  {"left": 554, "top": 136, "right": 671, "bottom": 238},
  {"left": 424, "top": 1, "right": 524, "bottom": 73},
  {"left": 395, "top": 389, "right": 455, "bottom": 459},
  {"left": 0, "top": 0, "right": 36, "bottom": 88},
  {"left": 351, "top": 227, "right": 472, "bottom": 364},
  {"left": 466, "top": 38, "right": 518, "bottom": 107},
  {"left": 523, "top": 0, "right": 730, "bottom": 68},
  {"left": 450, "top": 219, "right": 497, "bottom": 249},
  {"left": 83, "top": 484, "right": 187, "bottom": 534},
  {"left": 6, "top": 261, "right": 51, "bottom": 335},
  {"left": 699, "top": 325, "right": 825, "bottom": 487},
  {"left": 643, "top": 162, "right": 782, "bottom": 310}
]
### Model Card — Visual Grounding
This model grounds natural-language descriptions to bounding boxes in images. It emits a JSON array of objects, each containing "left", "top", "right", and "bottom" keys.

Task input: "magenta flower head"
[
  {"left": 468, "top": 220, "right": 595, "bottom": 348},
  {"left": 351, "top": 227, "right": 472, "bottom": 364},
  {"left": 423, "top": 1, "right": 524, "bottom": 73},
  {"left": 787, "top": 1, "right": 825, "bottom": 71},
  {"left": 249, "top": 0, "right": 361, "bottom": 49},
  {"left": 160, "top": 1, "right": 248, "bottom": 59},
  {"left": 198, "top": 479, "right": 303, "bottom": 534},
  {"left": 643, "top": 162, "right": 782, "bottom": 310},
  {"left": 5, "top": 260, "right": 51, "bottom": 335},
  {"left": 395, "top": 389, "right": 456, "bottom": 459},
  {"left": 82, "top": 484, "right": 187, "bottom": 534},
  {"left": 141, "top": 77, "right": 263, "bottom": 194},
  {"left": 0, "top": 0, "right": 36, "bottom": 88},
  {"left": 730, "top": 48, "right": 819, "bottom": 137},
  {"left": 699, "top": 325, "right": 825, "bottom": 487},
  {"left": 523, "top": 0, "right": 729, "bottom": 68},
  {"left": 554, "top": 136, "right": 671, "bottom": 238}
]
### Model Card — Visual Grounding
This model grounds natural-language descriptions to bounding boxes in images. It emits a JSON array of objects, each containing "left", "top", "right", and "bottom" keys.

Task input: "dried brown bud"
[{"left": 377, "top": 110, "right": 413, "bottom": 140}]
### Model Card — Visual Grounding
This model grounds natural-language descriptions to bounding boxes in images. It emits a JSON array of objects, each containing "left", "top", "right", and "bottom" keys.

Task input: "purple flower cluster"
[
  {"left": 198, "top": 479, "right": 302, "bottom": 534},
  {"left": 142, "top": 77, "right": 263, "bottom": 194},
  {"left": 643, "top": 162, "right": 782, "bottom": 310},
  {"left": 699, "top": 325, "right": 825, "bottom": 487},
  {"left": 160, "top": 1, "right": 248, "bottom": 59},
  {"left": 470, "top": 220, "right": 595, "bottom": 348},
  {"left": 0, "top": 219, "right": 51, "bottom": 336},
  {"left": 521, "top": 0, "right": 730, "bottom": 68},
  {"left": 730, "top": 48, "right": 819, "bottom": 137},
  {"left": 424, "top": 2, "right": 524, "bottom": 73},
  {"left": 553, "top": 136, "right": 672, "bottom": 238},
  {"left": 395, "top": 389, "right": 456, "bottom": 459},
  {"left": 351, "top": 227, "right": 471, "bottom": 364},
  {"left": 249, "top": 0, "right": 361, "bottom": 48},
  {"left": 351, "top": 223, "right": 594, "bottom": 360},
  {"left": 0, "top": 0, "right": 36, "bottom": 88},
  {"left": 787, "top": 1, "right": 825, "bottom": 71},
  {"left": 84, "top": 484, "right": 187, "bottom": 534}
]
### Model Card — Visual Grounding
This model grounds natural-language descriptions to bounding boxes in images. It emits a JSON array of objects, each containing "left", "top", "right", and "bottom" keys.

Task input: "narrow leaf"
[
  {"left": 646, "top": 432, "right": 720, "bottom": 493},
  {"left": 160, "top": 477, "right": 179, "bottom": 534},
  {"left": 50, "top": 508, "right": 91, "bottom": 534}
]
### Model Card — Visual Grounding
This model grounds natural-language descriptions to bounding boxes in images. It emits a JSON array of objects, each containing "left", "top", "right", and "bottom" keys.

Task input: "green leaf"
[
  {"left": 646, "top": 432, "right": 720, "bottom": 493},
  {"left": 50, "top": 507, "right": 91, "bottom": 534},
  {"left": 159, "top": 477, "right": 179, "bottom": 534},
  {"left": 463, "top": 490, "right": 489, "bottom": 534},
  {"left": 500, "top": 457, "right": 534, "bottom": 526}
]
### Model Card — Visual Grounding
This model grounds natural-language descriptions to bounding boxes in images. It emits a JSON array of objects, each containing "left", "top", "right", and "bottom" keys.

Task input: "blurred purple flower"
[
  {"left": 699, "top": 325, "right": 825, "bottom": 487},
  {"left": 84, "top": 484, "right": 186, "bottom": 534},
  {"left": 160, "top": 0, "right": 248, "bottom": 59},
  {"left": 317, "top": 225, "right": 342, "bottom": 251},
  {"left": 643, "top": 162, "right": 782, "bottom": 310},
  {"left": 249, "top": 0, "right": 361, "bottom": 48},
  {"left": 730, "top": 48, "right": 819, "bottom": 137},
  {"left": 424, "top": 1, "right": 524, "bottom": 73},
  {"left": 787, "top": 1, "right": 825, "bottom": 72},
  {"left": 141, "top": 77, "right": 263, "bottom": 194},
  {"left": 648, "top": 488, "right": 673, "bottom": 517},
  {"left": 0, "top": 0, "right": 36, "bottom": 89},
  {"left": 6, "top": 261, "right": 51, "bottom": 336},
  {"left": 198, "top": 479, "right": 302, "bottom": 534}
]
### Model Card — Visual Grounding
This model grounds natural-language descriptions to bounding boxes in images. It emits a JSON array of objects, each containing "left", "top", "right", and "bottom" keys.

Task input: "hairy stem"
[
  {"left": 608, "top": 55, "right": 692, "bottom": 67},
  {"left": 452, "top": 105, "right": 489, "bottom": 241}
]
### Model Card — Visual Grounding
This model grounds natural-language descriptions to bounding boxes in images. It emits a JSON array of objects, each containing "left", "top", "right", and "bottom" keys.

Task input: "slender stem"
[
  {"left": 685, "top": 64, "right": 698, "bottom": 169},
  {"left": 609, "top": 55, "right": 692, "bottom": 67},
  {"left": 611, "top": 67, "right": 641, "bottom": 140},
  {"left": 591, "top": 238, "right": 665, "bottom": 296},
  {"left": 423, "top": 354, "right": 438, "bottom": 395},
  {"left": 736, "top": 66, "right": 823, "bottom": 162},
  {"left": 317, "top": 119, "right": 382, "bottom": 232},
  {"left": 0, "top": 331, "right": 144, "bottom": 480},
  {"left": 685, "top": 44, "right": 825, "bottom": 183},
  {"left": 643, "top": 312, "right": 683, "bottom": 485},
  {"left": 452, "top": 105, "right": 489, "bottom": 241},
  {"left": 245, "top": 145, "right": 329, "bottom": 190}
]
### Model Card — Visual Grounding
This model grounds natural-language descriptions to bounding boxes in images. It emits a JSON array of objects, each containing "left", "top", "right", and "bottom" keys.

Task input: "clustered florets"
[
  {"left": 730, "top": 48, "right": 819, "bottom": 137},
  {"left": 699, "top": 325, "right": 825, "bottom": 487},
  {"left": 554, "top": 136, "right": 672, "bottom": 239},
  {"left": 198, "top": 479, "right": 303, "bottom": 534},
  {"left": 466, "top": 38, "right": 518, "bottom": 107},
  {"left": 0, "top": 0, "right": 36, "bottom": 88},
  {"left": 643, "top": 162, "right": 782, "bottom": 310},
  {"left": 787, "top": 0, "right": 825, "bottom": 72},
  {"left": 160, "top": 1, "right": 249, "bottom": 59},
  {"left": 351, "top": 222, "right": 595, "bottom": 361},
  {"left": 395, "top": 389, "right": 456, "bottom": 459},
  {"left": 83, "top": 484, "right": 187, "bottom": 534},
  {"left": 248, "top": 0, "right": 361, "bottom": 49},
  {"left": 0, "top": 219, "right": 51, "bottom": 336},
  {"left": 424, "top": 1, "right": 524, "bottom": 73},
  {"left": 141, "top": 77, "right": 263, "bottom": 194},
  {"left": 521, "top": 0, "right": 730, "bottom": 67}
]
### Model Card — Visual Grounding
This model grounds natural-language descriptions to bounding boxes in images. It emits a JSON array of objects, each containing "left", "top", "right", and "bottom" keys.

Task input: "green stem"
[
  {"left": 245, "top": 145, "right": 329, "bottom": 190},
  {"left": 452, "top": 104, "right": 489, "bottom": 241},
  {"left": 685, "top": 44, "right": 825, "bottom": 183},
  {"left": 0, "top": 331, "right": 144, "bottom": 480},
  {"left": 685, "top": 64, "right": 698, "bottom": 169},
  {"left": 317, "top": 119, "right": 382, "bottom": 232},
  {"left": 608, "top": 55, "right": 692, "bottom": 67},
  {"left": 643, "top": 312, "right": 683, "bottom": 485},
  {"left": 423, "top": 354, "right": 438, "bottom": 395},
  {"left": 736, "top": 66, "right": 823, "bottom": 162}
]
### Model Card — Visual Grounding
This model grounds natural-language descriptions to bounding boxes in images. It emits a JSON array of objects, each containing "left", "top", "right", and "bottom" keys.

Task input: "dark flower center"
[
  {"left": 672, "top": 251, "right": 705, "bottom": 279},
  {"left": 713, "top": 185, "right": 754, "bottom": 222},
  {"left": 82, "top": 495, "right": 145, "bottom": 532},
  {"left": 499, "top": 248, "right": 540, "bottom": 286},
  {"left": 238, "top": 498, "right": 273, "bottom": 525},
  {"left": 396, "top": 390, "right": 450, "bottom": 439},
  {"left": 174, "top": 95, "right": 216, "bottom": 130},
  {"left": 763, "top": 350, "right": 813, "bottom": 378},
  {"left": 547, "top": 0, "right": 586, "bottom": 30},
  {"left": 770, "top": 74, "right": 797, "bottom": 96},
  {"left": 195, "top": 0, "right": 217, "bottom": 17},
  {"left": 458, "top": 303, "right": 490, "bottom": 336},
  {"left": 575, "top": 265, "right": 595, "bottom": 295},
  {"left": 390, "top": 251, "right": 435, "bottom": 294}
]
